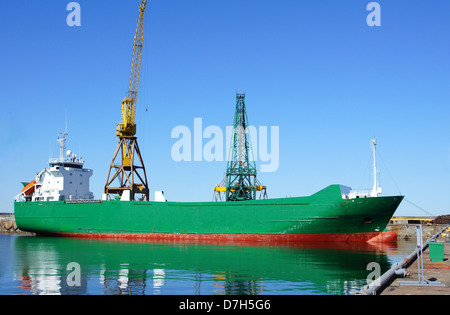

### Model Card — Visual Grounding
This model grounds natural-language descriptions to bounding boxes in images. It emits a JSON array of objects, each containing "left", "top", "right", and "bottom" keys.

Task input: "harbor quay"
[
  {"left": 358, "top": 224, "right": 450, "bottom": 295},
  {"left": 381, "top": 239, "right": 450, "bottom": 295},
  {"left": 0, "top": 214, "right": 30, "bottom": 235}
]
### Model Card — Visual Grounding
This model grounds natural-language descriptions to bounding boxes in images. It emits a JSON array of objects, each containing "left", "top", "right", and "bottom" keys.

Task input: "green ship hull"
[{"left": 14, "top": 185, "right": 403, "bottom": 243}]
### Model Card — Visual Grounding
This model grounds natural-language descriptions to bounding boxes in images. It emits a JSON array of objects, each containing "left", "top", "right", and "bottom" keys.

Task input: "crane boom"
[{"left": 117, "top": 0, "right": 147, "bottom": 137}]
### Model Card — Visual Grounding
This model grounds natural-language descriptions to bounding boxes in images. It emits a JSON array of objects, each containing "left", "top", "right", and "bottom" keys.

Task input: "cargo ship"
[
  {"left": 14, "top": 131, "right": 403, "bottom": 243},
  {"left": 13, "top": 0, "right": 403, "bottom": 243}
]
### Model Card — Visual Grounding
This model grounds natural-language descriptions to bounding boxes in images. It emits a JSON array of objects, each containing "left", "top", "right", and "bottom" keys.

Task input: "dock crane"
[
  {"left": 213, "top": 92, "right": 267, "bottom": 201},
  {"left": 104, "top": 0, "right": 149, "bottom": 201}
]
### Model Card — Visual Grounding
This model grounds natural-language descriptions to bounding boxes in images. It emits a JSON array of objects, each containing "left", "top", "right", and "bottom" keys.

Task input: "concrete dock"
[
  {"left": 356, "top": 224, "right": 449, "bottom": 295},
  {"left": 381, "top": 240, "right": 450, "bottom": 295},
  {"left": 0, "top": 213, "right": 32, "bottom": 235}
]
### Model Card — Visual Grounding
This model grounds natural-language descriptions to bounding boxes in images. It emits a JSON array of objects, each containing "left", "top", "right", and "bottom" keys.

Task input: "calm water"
[{"left": 0, "top": 234, "right": 417, "bottom": 295}]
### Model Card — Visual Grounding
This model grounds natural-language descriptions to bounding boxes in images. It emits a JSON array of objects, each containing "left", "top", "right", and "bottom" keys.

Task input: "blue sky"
[{"left": 0, "top": 0, "right": 449, "bottom": 216}]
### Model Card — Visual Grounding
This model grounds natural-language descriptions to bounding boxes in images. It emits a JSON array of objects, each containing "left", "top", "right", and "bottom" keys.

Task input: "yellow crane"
[
  {"left": 104, "top": 0, "right": 149, "bottom": 201},
  {"left": 117, "top": 0, "right": 146, "bottom": 138}
]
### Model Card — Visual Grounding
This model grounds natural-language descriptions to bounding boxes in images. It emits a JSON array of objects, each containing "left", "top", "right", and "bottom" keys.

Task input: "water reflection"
[{"left": 10, "top": 236, "right": 402, "bottom": 295}]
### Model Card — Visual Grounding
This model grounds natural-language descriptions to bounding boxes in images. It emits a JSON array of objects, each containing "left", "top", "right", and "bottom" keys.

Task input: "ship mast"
[
  {"left": 370, "top": 137, "right": 382, "bottom": 197},
  {"left": 104, "top": 0, "right": 149, "bottom": 201},
  {"left": 57, "top": 131, "right": 68, "bottom": 162}
]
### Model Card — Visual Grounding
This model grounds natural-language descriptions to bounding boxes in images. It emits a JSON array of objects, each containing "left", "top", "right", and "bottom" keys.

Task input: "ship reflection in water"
[{"left": 8, "top": 236, "right": 412, "bottom": 295}]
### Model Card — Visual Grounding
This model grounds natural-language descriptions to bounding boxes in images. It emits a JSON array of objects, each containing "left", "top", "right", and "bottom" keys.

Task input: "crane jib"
[{"left": 117, "top": 0, "right": 146, "bottom": 138}]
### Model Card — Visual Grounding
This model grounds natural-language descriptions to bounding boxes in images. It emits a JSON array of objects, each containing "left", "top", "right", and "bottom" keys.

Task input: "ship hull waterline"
[{"left": 14, "top": 185, "right": 403, "bottom": 244}]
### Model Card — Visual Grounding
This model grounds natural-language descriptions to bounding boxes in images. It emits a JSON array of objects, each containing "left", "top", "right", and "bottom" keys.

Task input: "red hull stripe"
[{"left": 41, "top": 231, "right": 397, "bottom": 244}]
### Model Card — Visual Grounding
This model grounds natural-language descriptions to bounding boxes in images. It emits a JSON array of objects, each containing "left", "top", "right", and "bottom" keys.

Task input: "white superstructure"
[{"left": 15, "top": 132, "right": 94, "bottom": 202}]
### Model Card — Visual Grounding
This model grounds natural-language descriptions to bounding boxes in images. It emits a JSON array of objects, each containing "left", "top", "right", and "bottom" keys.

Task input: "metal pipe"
[{"left": 357, "top": 224, "right": 449, "bottom": 295}]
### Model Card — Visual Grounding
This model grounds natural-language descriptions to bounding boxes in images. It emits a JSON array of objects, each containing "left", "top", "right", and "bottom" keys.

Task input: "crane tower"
[
  {"left": 104, "top": 0, "right": 149, "bottom": 201},
  {"left": 214, "top": 92, "right": 267, "bottom": 201}
]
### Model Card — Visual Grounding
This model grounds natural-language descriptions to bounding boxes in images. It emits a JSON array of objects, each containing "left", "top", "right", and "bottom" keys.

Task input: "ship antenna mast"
[
  {"left": 104, "top": 0, "right": 149, "bottom": 201},
  {"left": 57, "top": 131, "right": 68, "bottom": 162},
  {"left": 214, "top": 92, "right": 267, "bottom": 201},
  {"left": 370, "top": 137, "right": 382, "bottom": 197}
]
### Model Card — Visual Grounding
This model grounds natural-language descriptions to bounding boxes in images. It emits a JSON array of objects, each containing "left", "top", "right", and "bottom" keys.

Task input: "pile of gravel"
[{"left": 434, "top": 215, "right": 450, "bottom": 224}]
